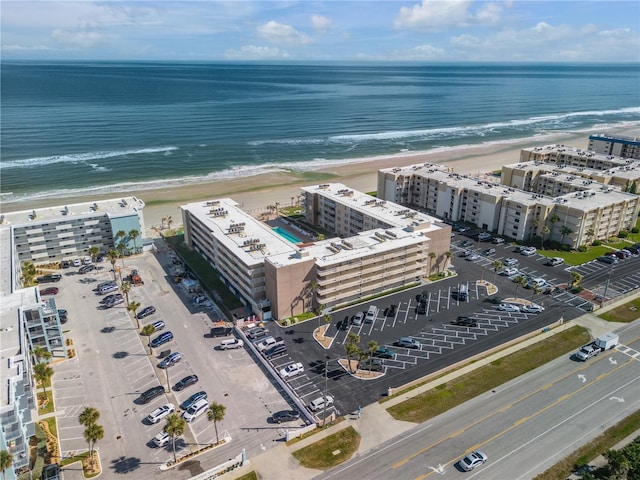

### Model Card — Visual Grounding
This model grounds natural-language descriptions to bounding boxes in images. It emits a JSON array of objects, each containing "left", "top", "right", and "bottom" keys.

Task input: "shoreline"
[{"left": 3, "top": 127, "right": 639, "bottom": 238}]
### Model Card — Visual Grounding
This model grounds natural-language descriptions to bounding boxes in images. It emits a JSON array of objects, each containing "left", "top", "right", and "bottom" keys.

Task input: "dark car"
[
  {"left": 100, "top": 293, "right": 122, "bottom": 304},
  {"left": 150, "top": 331, "right": 173, "bottom": 348},
  {"left": 36, "top": 274, "right": 62, "bottom": 283},
  {"left": 451, "top": 316, "right": 477, "bottom": 327},
  {"left": 358, "top": 358, "right": 384, "bottom": 372},
  {"left": 181, "top": 391, "right": 207, "bottom": 410},
  {"left": 264, "top": 344, "right": 287, "bottom": 359},
  {"left": 40, "top": 287, "right": 59, "bottom": 296},
  {"left": 416, "top": 303, "right": 427, "bottom": 315},
  {"left": 60, "top": 260, "right": 71, "bottom": 269},
  {"left": 272, "top": 410, "right": 301, "bottom": 424},
  {"left": 173, "top": 374, "right": 198, "bottom": 391},
  {"left": 373, "top": 346, "right": 396, "bottom": 359},
  {"left": 58, "top": 309, "right": 68, "bottom": 324},
  {"left": 386, "top": 304, "right": 397, "bottom": 317},
  {"left": 96, "top": 253, "right": 106, "bottom": 262},
  {"left": 247, "top": 327, "right": 268, "bottom": 340},
  {"left": 104, "top": 296, "right": 125, "bottom": 308},
  {"left": 41, "top": 463, "right": 61, "bottom": 480},
  {"left": 136, "top": 306, "right": 156, "bottom": 319},
  {"left": 138, "top": 385, "right": 165, "bottom": 404}
]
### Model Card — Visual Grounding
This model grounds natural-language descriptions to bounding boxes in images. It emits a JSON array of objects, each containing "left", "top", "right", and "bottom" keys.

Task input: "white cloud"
[
  {"left": 311, "top": 14, "right": 332, "bottom": 32},
  {"left": 394, "top": 0, "right": 507, "bottom": 30},
  {"left": 2, "top": 44, "right": 56, "bottom": 51},
  {"left": 51, "top": 29, "right": 106, "bottom": 48},
  {"left": 225, "top": 45, "right": 290, "bottom": 60},
  {"left": 403, "top": 44, "right": 446, "bottom": 60},
  {"left": 257, "top": 21, "right": 313, "bottom": 45}
]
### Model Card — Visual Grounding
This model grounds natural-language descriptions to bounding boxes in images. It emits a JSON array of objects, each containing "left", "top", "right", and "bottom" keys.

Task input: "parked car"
[
  {"left": 173, "top": 374, "right": 198, "bottom": 391},
  {"left": 138, "top": 385, "right": 165, "bottom": 404},
  {"left": 150, "top": 331, "right": 174, "bottom": 348},
  {"left": 158, "top": 352, "right": 182, "bottom": 368},
  {"left": 503, "top": 257, "right": 518, "bottom": 266},
  {"left": 483, "top": 248, "right": 496, "bottom": 255},
  {"left": 60, "top": 260, "right": 72, "bottom": 269},
  {"left": 358, "top": 358, "right": 384, "bottom": 372},
  {"left": 521, "top": 303, "right": 545, "bottom": 314},
  {"left": 104, "top": 296, "right": 125, "bottom": 308},
  {"left": 36, "top": 274, "right": 62, "bottom": 283},
  {"left": 264, "top": 344, "right": 288, "bottom": 359},
  {"left": 272, "top": 410, "right": 301, "bottom": 424},
  {"left": 499, "top": 267, "right": 518, "bottom": 276},
  {"left": 526, "top": 277, "right": 547, "bottom": 289},
  {"left": 460, "top": 240, "right": 473, "bottom": 247},
  {"left": 40, "top": 287, "right": 59, "bottom": 296},
  {"left": 153, "top": 431, "right": 171, "bottom": 447},
  {"left": 151, "top": 320, "right": 165, "bottom": 331},
  {"left": 497, "top": 303, "right": 521, "bottom": 312},
  {"left": 279, "top": 362, "right": 304, "bottom": 379},
  {"left": 373, "top": 346, "right": 396, "bottom": 359},
  {"left": 459, "top": 450, "right": 488, "bottom": 471},
  {"left": 521, "top": 246, "right": 537, "bottom": 256},
  {"left": 72, "top": 258, "right": 82, "bottom": 267},
  {"left": 182, "top": 398, "right": 209, "bottom": 423},
  {"left": 385, "top": 304, "right": 397, "bottom": 317},
  {"left": 545, "top": 257, "right": 565, "bottom": 266},
  {"left": 477, "top": 232, "right": 492, "bottom": 241},
  {"left": 308, "top": 395, "right": 334, "bottom": 412},
  {"left": 597, "top": 255, "right": 618, "bottom": 264},
  {"left": 465, "top": 253, "right": 480, "bottom": 261},
  {"left": 181, "top": 391, "right": 207, "bottom": 410},
  {"left": 491, "top": 237, "right": 505, "bottom": 244},
  {"left": 136, "top": 306, "right": 156, "bottom": 319},
  {"left": 614, "top": 250, "right": 629, "bottom": 259},
  {"left": 396, "top": 337, "right": 421, "bottom": 349},
  {"left": 57, "top": 309, "right": 68, "bottom": 324},
  {"left": 352, "top": 312, "right": 365, "bottom": 326},
  {"left": 218, "top": 338, "right": 244, "bottom": 350},
  {"left": 451, "top": 316, "right": 477, "bottom": 327},
  {"left": 146, "top": 403, "right": 175, "bottom": 424},
  {"left": 246, "top": 327, "right": 268, "bottom": 340},
  {"left": 79, "top": 264, "right": 96, "bottom": 274}
]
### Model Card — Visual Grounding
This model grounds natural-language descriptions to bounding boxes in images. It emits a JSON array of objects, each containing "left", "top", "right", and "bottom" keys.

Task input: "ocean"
[{"left": 1, "top": 62, "right": 639, "bottom": 205}]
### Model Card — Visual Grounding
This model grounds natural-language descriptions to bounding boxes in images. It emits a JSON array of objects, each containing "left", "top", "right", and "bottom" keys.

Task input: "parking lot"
[{"left": 50, "top": 248, "right": 299, "bottom": 479}]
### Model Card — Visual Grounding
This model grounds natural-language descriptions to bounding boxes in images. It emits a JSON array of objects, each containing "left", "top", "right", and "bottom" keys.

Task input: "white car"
[
  {"left": 459, "top": 450, "right": 488, "bottom": 471},
  {"left": 280, "top": 362, "right": 304, "bottom": 379},
  {"left": 499, "top": 267, "right": 518, "bottom": 276},
  {"left": 546, "top": 257, "right": 564, "bottom": 266},
  {"left": 497, "top": 303, "right": 521, "bottom": 312},
  {"left": 308, "top": 395, "right": 334, "bottom": 412},
  {"left": 521, "top": 247, "right": 537, "bottom": 256},
  {"left": 522, "top": 303, "right": 545, "bottom": 313},
  {"left": 153, "top": 431, "right": 171, "bottom": 447},
  {"left": 503, "top": 257, "right": 518, "bottom": 266},
  {"left": 146, "top": 403, "right": 175, "bottom": 424},
  {"left": 527, "top": 277, "right": 547, "bottom": 289},
  {"left": 465, "top": 253, "right": 480, "bottom": 261}
]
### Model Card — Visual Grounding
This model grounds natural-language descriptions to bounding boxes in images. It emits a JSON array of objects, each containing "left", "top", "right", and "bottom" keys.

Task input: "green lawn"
[
  {"left": 387, "top": 326, "right": 590, "bottom": 423},
  {"left": 537, "top": 247, "right": 610, "bottom": 265},
  {"left": 292, "top": 426, "right": 361, "bottom": 470},
  {"left": 599, "top": 297, "right": 640, "bottom": 323}
]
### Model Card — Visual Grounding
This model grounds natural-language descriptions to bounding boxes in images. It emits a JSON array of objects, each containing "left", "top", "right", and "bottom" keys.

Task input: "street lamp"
[
  {"left": 322, "top": 355, "right": 330, "bottom": 427},
  {"left": 601, "top": 266, "right": 614, "bottom": 306}
]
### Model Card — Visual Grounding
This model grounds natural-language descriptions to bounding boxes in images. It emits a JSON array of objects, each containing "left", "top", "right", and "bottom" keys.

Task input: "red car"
[{"left": 40, "top": 287, "right": 59, "bottom": 296}]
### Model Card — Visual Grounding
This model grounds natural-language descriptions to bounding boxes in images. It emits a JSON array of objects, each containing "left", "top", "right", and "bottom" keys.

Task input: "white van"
[
  {"left": 182, "top": 398, "right": 208, "bottom": 423},
  {"left": 365, "top": 305, "right": 378, "bottom": 323},
  {"left": 219, "top": 338, "right": 243, "bottom": 350}
]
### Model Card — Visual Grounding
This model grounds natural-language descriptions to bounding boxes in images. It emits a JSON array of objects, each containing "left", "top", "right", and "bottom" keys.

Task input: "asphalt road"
[{"left": 319, "top": 321, "right": 640, "bottom": 480}]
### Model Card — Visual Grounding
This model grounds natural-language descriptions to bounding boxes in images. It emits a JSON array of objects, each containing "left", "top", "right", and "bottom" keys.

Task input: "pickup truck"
[
  {"left": 256, "top": 336, "right": 284, "bottom": 352},
  {"left": 575, "top": 332, "right": 619, "bottom": 361}
]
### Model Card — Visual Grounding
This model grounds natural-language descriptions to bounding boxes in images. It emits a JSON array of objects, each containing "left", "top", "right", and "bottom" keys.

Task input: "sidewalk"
[{"left": 229, "top": 301, "right": 634, "bottom": 480}]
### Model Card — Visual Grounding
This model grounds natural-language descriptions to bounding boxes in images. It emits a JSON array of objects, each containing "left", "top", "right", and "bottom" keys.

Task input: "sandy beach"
[{"left": 4, "top": 127, "right": 640, "bottom": 238}]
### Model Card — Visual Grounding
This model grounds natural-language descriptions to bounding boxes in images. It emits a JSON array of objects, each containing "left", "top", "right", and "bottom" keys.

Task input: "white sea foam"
[{"left": 0, "top": 146, "right": 179, "bottom": 170}]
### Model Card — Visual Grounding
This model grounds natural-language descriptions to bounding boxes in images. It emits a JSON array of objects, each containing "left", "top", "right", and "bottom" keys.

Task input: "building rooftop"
[
  {"left": 589, "top": 133, "right": 640, "bottom": 145},
  {"left": 301, "top": 182, "right": 443, "bottom": 232},
  {"left": 0, "top": 196, "right": 145, "bottom": 226},
  {"left": 520, "top": 144, "right": 636, "bottom": 166},
  {"left": 181, "top": 198, "right": 298, "bottom": 267}
]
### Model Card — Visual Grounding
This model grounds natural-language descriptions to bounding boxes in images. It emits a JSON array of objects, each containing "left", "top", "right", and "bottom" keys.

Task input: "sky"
[{"left": 1, "top": 0, "right": 639, "bottom": 62}]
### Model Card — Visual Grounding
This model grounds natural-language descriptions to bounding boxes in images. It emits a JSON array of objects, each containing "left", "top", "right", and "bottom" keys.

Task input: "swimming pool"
[{"left": 273, "top": 226, "right": 302, "bottom": 243}]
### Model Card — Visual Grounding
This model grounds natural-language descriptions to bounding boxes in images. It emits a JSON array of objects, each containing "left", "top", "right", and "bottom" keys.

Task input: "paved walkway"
[{"left": 228, "top": 297, "right": 636, "bottom": 480}]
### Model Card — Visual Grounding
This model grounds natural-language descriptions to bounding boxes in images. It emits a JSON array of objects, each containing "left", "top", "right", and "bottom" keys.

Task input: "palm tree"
[
  {"left": 207, "top": 402, "right": 226, "bottom": 445},
  {"left": 549, "top": 215, "right": 560, "bottom": 243},
  {"left": 560, "top": 226, "right": 573, "bottom": 247},
  {"left": 493, "top": 260, "right": 503, "bottom": 282},
  {"left": 116, "top": 243, "right": 126, "bottom": 267},
  {"left": 428, "top": 252, "right": 436, "bottom": 274},
  {"left": 115, "top": 229, "right": 127, "bottom": 248},
  {"left": 79, "top": 406, "right": 100, "bottom": 427},
  {"left": 128, "top": 229, "right": 140, "bottom": 254},
  {"left": 88, "top": 246, "right": 100, "bottom": 263},
  {"left": 164, "top": 414, "right": 186, "bottom": 463},
  {"left": 307, "top": 280, "right": 319, "bottom": 313},
  {"left": 541, "top": 225, "right": 550, "bottom": 249},
  {"left": 33, "top": 362, "right": 53, "bottom": 396},
  {"left": 513, "top": 275, "right": 527, "bottom": 299},
  {"left": 344, "top": 332, "right": 360, "bottom": 373},
  {"left": 31, "top": 345, "right": 52, "bottom": 364},
  {"left": 0, "top": 449, "right": 13, "bottom": 480},
  {"left": 570, "top": 271, "right": 583, "bottom": 289},
  {"left": 167, "top": 216, "right": 173, "bottom": 230},
  {"left": 107, "top": 249, "right": 119, "bottom": 281},
  {"left": 127, "top": 301, "right": 141, "bottom": 329},
  {"left": 604, "top": 448, "right": 630, "bottom": 480},
  {"left": 366, "top": 340, "right": 378, "bottom": 373},
  {"left": 443, "top": 251, "right": 453, "bottom": 272},
  {"left": 83, "top": 423, "right": 104, "bottom": 467},
  {"left": 120, "top": 281, "right": 132, "bottom": 305},
  {"left": 585, "top": 227, "right": 595, "bottom": 245},
  {"left": 21, "top": 261, "right": 37, "bottom": 286},
  {"left": 530, "top": 218, "right": 539, "bottom": 242},
  {"left": 141, "top": 324, "right": 156, "bottom": 354}
]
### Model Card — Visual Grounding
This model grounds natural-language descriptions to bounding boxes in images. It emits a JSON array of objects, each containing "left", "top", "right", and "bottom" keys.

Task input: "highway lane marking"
[{"left": 410, "top": 357, "right": 636, "bottom": 480}]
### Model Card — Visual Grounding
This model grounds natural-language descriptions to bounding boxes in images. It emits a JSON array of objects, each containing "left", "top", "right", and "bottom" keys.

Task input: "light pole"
[
  {"left": 601, "top": 266, "right": 614, "bottom": 306},
  {"left": 322, "top": 356, "right": 330, "bottom": 427}
]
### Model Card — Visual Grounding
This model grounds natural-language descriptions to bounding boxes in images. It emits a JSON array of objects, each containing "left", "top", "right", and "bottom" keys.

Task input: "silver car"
[{"left": 459, "top": 450, "right": 488, "bottom": 471}]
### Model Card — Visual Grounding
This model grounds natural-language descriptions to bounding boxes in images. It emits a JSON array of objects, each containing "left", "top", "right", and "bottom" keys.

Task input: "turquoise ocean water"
[{"left": 1, "top": 62, "right": 639, "bottom": 204}]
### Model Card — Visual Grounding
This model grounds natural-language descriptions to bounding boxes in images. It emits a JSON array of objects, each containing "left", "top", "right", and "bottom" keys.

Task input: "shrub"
[
  {"left": 577, "top": 245, "right": 588, "bottom": 252},
  {"left": 560, "top": 244, "right": 571, "bottom": 251},
  {"left": 617, "top": 230, "right": 629, "bottom": 238},
  {"left": 632, "top": 227, "right": 639, "bottom": 234},
  {"left": 570, "top": 286, "right": 584, "bottom": 294},
  {"left": 592, "top": 239, "right": 602, "bottom": 246}
]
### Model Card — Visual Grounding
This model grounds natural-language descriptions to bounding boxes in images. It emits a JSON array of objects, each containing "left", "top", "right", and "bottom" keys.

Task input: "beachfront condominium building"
[
  {"left": 181, "top": 186, "right": 450, "bottom": 320},
  {"left": 0, "top": 196, "right": 146, "bottom": 265},
  {"left": 518, "top": 144, "right": 638, "bottom": 169},
  {"left": 588, "top": 133, "right": 640, "bottom": 160},
  {"left": 378, "top": 162, "right": 640, "bottom": 248}
]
